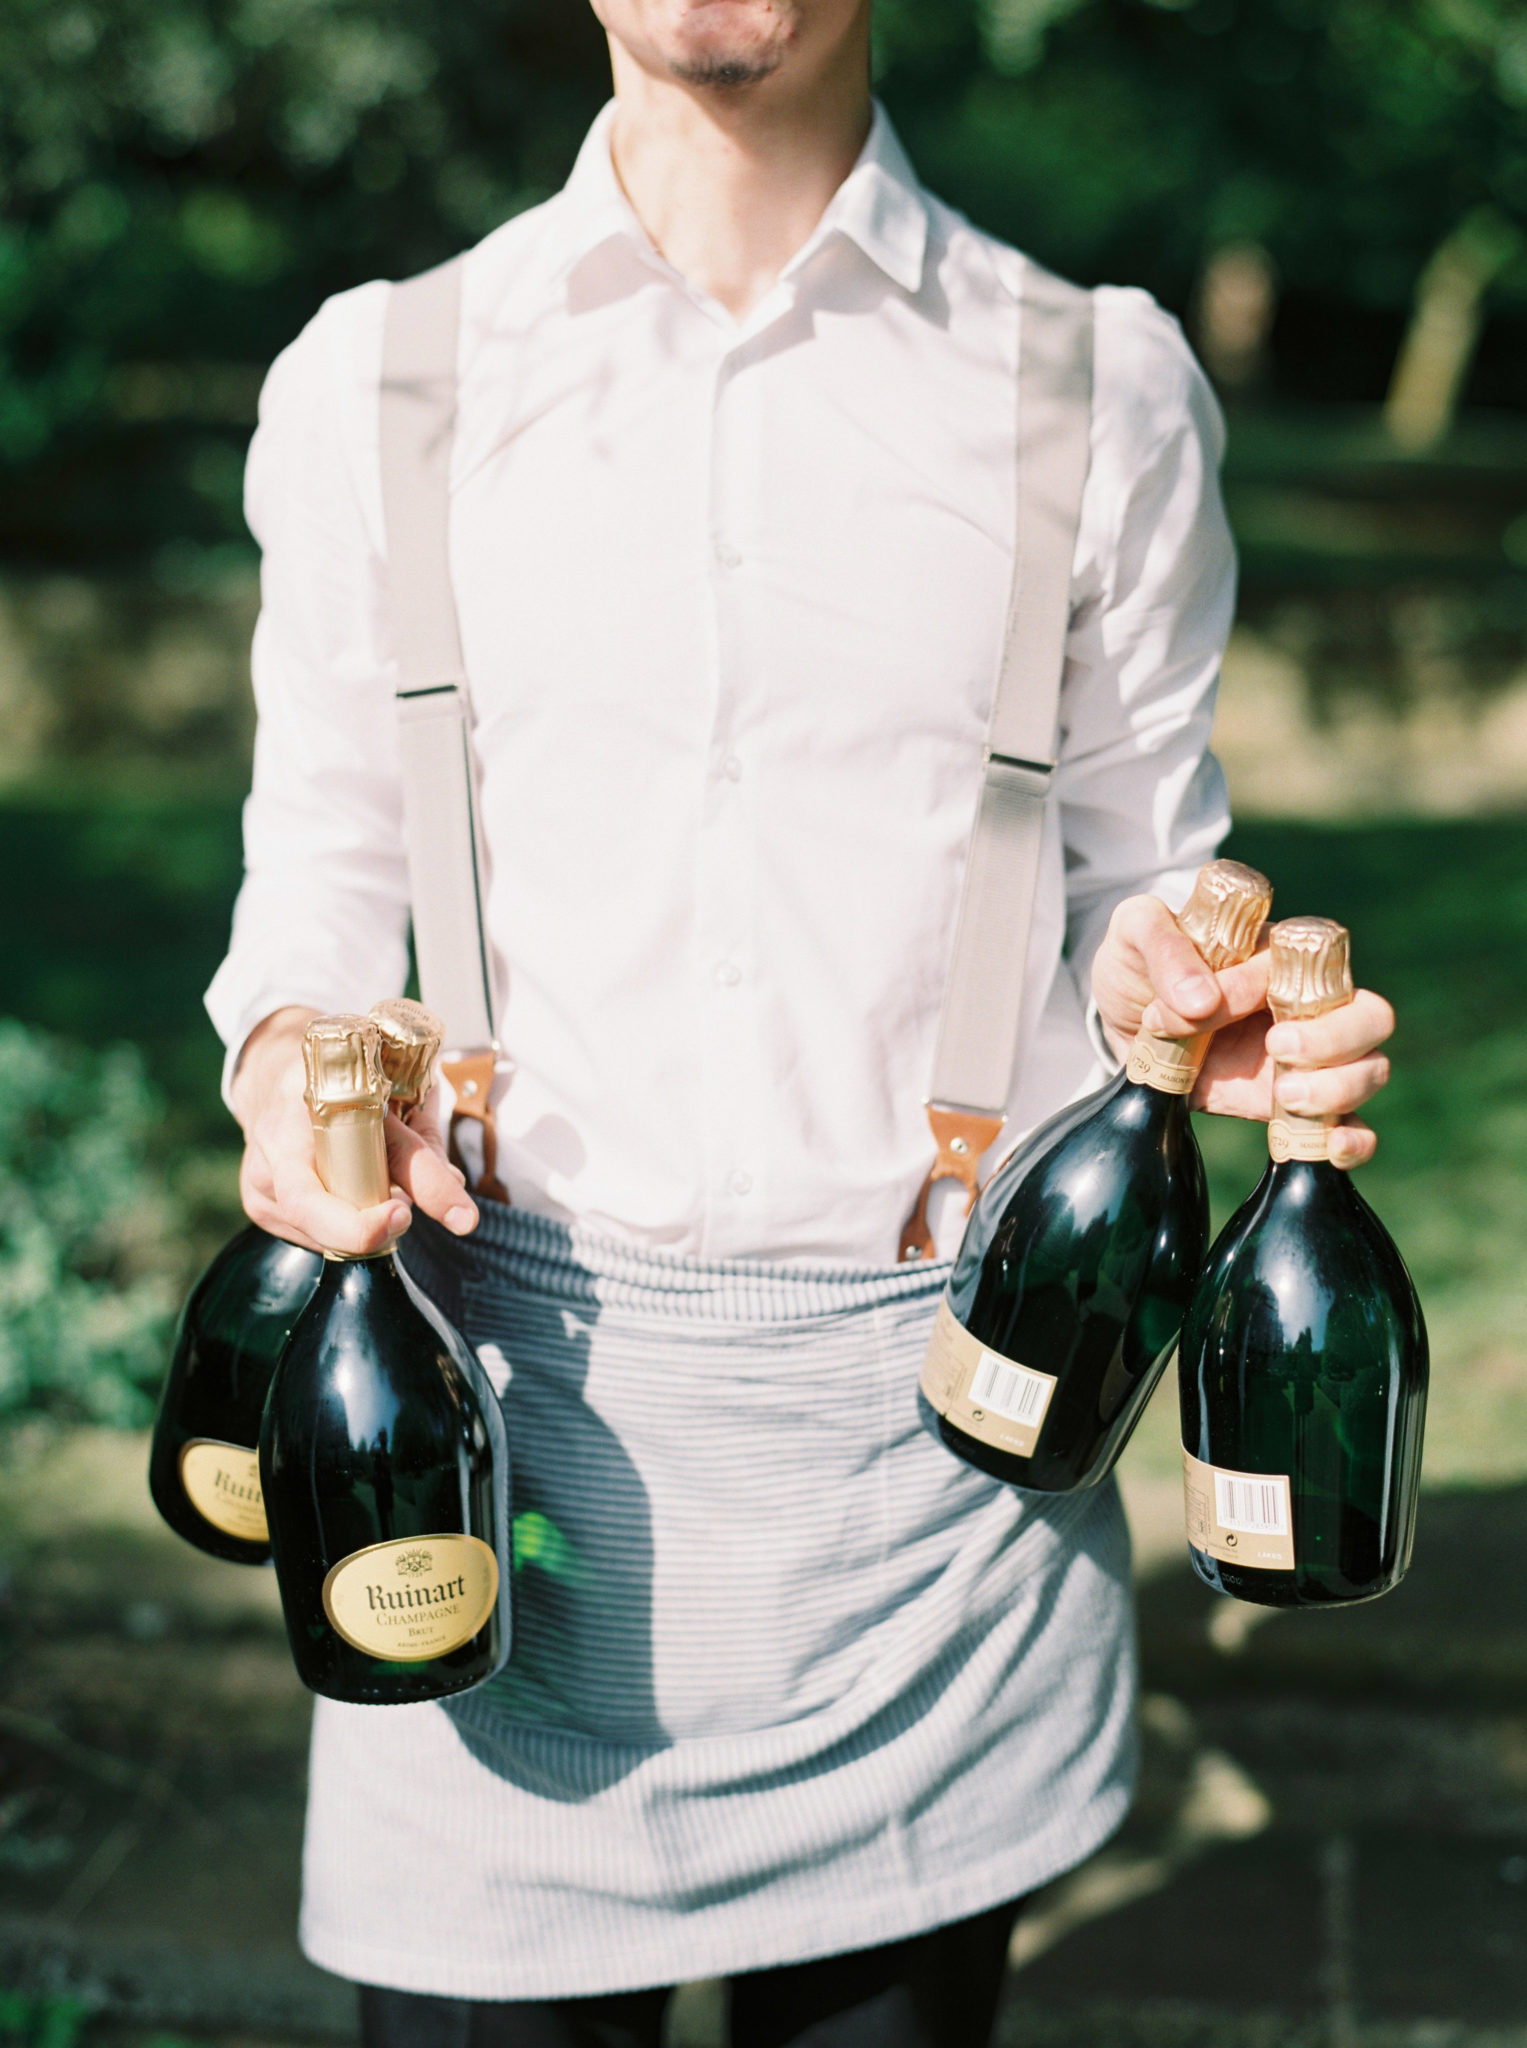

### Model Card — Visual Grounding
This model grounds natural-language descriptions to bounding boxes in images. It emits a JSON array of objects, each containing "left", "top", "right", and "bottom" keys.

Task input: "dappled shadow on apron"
[{"left": 401, "top": 1212, "right": 661, "bottom": 1796}]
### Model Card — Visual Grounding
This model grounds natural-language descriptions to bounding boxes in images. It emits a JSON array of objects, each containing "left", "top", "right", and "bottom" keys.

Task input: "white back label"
[{"left": 1183, "top": 1450, "right": 1295, "bottom": 1570}]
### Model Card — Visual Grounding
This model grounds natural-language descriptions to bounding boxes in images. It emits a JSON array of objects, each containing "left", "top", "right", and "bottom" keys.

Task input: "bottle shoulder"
[
  {"left": 274, "top": 1255, "right": 495, "bottom": 1430},
  {"left": 962, "top": 1077, "right": 1197, "bottom": 1266},
  {"left": 1185, "top": 1161, "right": 1426, "bottom": 1359},
  {"left": 193, "top": 1224, "right": 322, "bottom": 1316},
  {"left": 175, "top": 1224, "right": 322, "bottom": 1371}
]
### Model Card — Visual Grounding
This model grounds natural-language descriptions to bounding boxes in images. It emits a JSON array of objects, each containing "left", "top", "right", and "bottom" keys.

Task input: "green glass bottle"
[
  {"left": 149, "top": 1224, "right": 321, "bottom": 1565},
  {"left": 260, "top": 1013, "right": 510, "bottom": 1704},
  {"left": 147, "top": 998, "right": 441, "bottom": 1567},
  {"left": 1178, "top": 917, "right": 1428, "bottom": 1607},
  {"left": 921, "top": 859, "right": 1273, "bottom": 1494}
]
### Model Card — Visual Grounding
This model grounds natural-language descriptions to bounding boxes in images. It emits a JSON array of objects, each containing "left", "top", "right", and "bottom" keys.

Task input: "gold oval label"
[
  {"left": 179, "top": 1440, "right": 268, "bottom": 1543},
  {"left": 321, "top": 1534, "right": 499, "bottom": 1662}
]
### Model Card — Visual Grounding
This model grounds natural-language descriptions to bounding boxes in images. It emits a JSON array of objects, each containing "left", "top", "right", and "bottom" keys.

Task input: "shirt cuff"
[{"left": 1086, "top": 997, "right": 1125, "bottom": 1076}]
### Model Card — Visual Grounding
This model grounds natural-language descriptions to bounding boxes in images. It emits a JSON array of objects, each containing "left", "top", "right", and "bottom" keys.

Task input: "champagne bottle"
[
  {"left": 260, "top": 1014, "right": 510, "bottom": 1703},
  {"left": 149, "top": 1224, "right": 321, "bottom": 1564},
  {"left": 147, "top": 997, "right": 437, "bottom": 1566},
  {"left": 920, "top": 858, "right": 1273, "bottom": 1494},
  {"left": 1178, "top": 918, "right": 1428, "bottom": 1607}
]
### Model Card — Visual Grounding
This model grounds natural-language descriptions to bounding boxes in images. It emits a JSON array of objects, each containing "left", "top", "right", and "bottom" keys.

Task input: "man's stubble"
[
  {"left": 598, "top": 0, "right": 805, "bottom": 94},
  {"left": 670, "top": 51, "right": 783, "bottom": 86}
]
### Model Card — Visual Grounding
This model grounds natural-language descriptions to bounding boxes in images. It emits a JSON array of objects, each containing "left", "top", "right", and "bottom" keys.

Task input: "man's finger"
[
  {"left": 269, "top": 1142, "right": 411, "bottom": 1256},
  {"left": 1265, "top": 990, "right": 1396, "bottom": 1069},
  {"left": 386, "top": 1116, "right": 479, "bottom": 1236},
  {"left": 241, "top": 1146, "right": 279, "bottom": 1206},
  {"left": 1328, "top": 1119, "right": 1377, "bottom": 1170},
  {"left": 1126, "top": 899, "right": 1225, "bottom": 1023},
  {"left": 1275, "top": 1054, "right": 1391, "bottom": 1119},
  {"left": 239, "top": 1148, "right": 328, "bottom": 1251},
  {"left": 1141, "top": 952, "right": 1271, "bottom": 1038}
]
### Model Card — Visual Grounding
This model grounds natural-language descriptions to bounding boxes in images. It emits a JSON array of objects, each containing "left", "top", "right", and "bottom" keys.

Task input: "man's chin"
[{"left": 669, "top": 48, "right": 783, "bottom": 87}]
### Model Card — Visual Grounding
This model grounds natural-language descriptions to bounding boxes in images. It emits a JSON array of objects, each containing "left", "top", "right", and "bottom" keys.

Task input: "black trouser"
[{"left": 357, "top": 1896, "right": 1021, "bottom": 2048}]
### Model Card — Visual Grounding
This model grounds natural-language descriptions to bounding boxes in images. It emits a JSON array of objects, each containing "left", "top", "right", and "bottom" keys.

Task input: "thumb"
[
  {"left": 1131, "top": 899, "right": 1222, "bottom": 1027},
  {"left": 386, "top": 1112, "right": 479, "bottom": 1236}
]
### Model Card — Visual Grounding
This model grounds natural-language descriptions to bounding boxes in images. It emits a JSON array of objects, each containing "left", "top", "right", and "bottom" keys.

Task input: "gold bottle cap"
[
  {"left": 1266, "top": 917, "right": 1355, "bottom": 1163},
  {"left": 1175, "top": 859, "right": 1274, "bottom": 972},
  {"left": 370, "top": 998, "right": 444, "bottom": 1114},
  {"left": 302, "top": 1017, "right": 393, "bottom": 1230},
  {"left": 302, "top": 1015, "right": 389, "bottom": 1112},
  {"left": 1266, "top": 917, "right": 1354, "bottom": 1024},
  {"left": 1126, "top": 858, "right": 1274, "bottom": 1095}
]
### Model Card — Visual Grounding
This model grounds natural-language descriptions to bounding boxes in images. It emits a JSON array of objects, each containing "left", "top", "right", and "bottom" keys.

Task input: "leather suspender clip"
[
  {"left": 441, "top": 1046, "right": 510, "bottom": 1207},
  {"left": 898, "top": 1105, "right": 1008, "bottom": 1264}
]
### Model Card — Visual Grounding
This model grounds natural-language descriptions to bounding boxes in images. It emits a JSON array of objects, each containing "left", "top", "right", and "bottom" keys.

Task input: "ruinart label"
[
  {"left": 919, "top": 1299, "right": 1057, "bottom": 1460},
  {"left": 1183, "top": 1449, "right": 1296, "bottom": 1570},
  {"left": 179, "top": 1440, "right": 268, "bottom": 1543},
  {"left": 322, "top": 1534, "right": 499, "bottom": 1662}
]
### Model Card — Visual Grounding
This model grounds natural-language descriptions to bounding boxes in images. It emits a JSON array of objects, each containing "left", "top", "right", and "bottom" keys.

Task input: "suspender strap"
[
  {"left": 899, "top": 265, "right": 1094, "bottom": 1261},
  {"left": 379, "top": 257, "right": 507, "bottom": 1201}
]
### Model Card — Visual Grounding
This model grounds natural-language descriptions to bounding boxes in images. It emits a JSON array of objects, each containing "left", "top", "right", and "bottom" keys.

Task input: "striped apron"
[{"left": 296, "top": 1204, "right": 1137, "bottom": 2001}]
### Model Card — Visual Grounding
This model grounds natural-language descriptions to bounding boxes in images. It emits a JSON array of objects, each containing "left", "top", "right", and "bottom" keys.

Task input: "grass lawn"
[{"left": 2, "top": 792, "right": 1523, "bottom": 1484}]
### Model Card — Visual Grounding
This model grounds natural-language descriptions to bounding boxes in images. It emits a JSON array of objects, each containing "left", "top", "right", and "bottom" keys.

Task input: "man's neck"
[{"left": 607, "top": 47, "right": 872, "bottom": 320}]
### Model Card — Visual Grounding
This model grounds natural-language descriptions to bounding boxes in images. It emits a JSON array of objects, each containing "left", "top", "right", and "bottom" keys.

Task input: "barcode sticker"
[
  {"left": 970, "top": 1354, "right": 1053, "bottom": 1428},
  {"left": 1213, "top": 1471, "right": 1290, "bottom": 1536},
  {"left": 1182, "top": 1450, "right": 1296, "bottom": 1571},
  {"left": 918, "top": 1303, "right": 1058, "bottom": 1460}
]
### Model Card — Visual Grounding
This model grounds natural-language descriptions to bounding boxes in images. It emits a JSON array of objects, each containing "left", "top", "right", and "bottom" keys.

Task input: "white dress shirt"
[{"left": 207, "top": 102, "right": 1233, "bottom": 1267}]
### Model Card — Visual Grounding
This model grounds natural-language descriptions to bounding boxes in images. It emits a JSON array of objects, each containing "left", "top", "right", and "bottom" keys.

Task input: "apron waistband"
[{"left": 418, "top": 1202, "right": 953, "bottom": 1322}]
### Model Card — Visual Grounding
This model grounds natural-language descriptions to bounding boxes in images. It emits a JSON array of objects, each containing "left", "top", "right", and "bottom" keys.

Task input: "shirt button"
[
  {"left": 713, "top": 538, "right": 742, "bottom": 570},
  {"left": 721, "top": 753, "right": 743, "bottom": 782},
  {"left": 728, "top": 1170, "right": 753, "bottom": 1196},
  {"left": 714, "top": 960, "right": 741, "bottom": 987}
]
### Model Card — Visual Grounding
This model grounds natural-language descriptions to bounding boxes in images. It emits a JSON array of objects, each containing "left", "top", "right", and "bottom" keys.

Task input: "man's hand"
[
  {"left": 1091, "top": 896, "right": 1395, "bottom": 1169},
  {"left": 230, "top": 1006, "right": 480, "bottom": 1253}
]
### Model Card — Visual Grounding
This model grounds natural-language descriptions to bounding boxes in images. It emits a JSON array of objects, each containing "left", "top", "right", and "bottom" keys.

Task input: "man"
[{"left": 209, "top": 2, "right": 1395, "bottom": 2043}]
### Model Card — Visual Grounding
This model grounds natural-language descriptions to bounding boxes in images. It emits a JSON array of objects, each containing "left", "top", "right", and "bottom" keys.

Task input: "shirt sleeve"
[
  {"left": 1055, "top": 287, "right": 1235, "bottom": 1003},
  {"left": 203, "top": 281, "right": 411, "bottom": 1106}
]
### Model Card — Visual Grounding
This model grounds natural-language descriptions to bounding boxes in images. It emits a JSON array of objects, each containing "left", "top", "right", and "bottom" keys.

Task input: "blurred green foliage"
[
  {"left": 0, "top": 1018, "right": 182, "bottom": 1427},
  {"left": 5, "top": 0, "right": 1527, "bottom": 561},
  {"left": 0, "top": 790, "right": 245, "bottom": 1140},
  {"left": 0, "top": 1994, "right": 90, "bottom": 2048}
]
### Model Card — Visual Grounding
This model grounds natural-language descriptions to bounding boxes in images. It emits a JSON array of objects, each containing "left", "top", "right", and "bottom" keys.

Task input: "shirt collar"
[{"left": 552, "top": 99, "right": 929, "bottom": 299}]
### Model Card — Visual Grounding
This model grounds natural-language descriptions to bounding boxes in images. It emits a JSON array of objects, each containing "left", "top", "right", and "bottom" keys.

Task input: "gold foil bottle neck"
[
  {"left": 370, "top": 998, "right": 444, "bottom": 1116},
  {"left": 303, "top": 1015, "right": 389, "bottom": 1113},
  {"left": 1175, "top": 859, "right": 1273, "bottom": 972},
  {"left": 1266, "top": 917, "right": 1355, "bottom": 1163},
  {"left": 1267, "top": 917, "right": 1354, "bottom": 1024},
  {"left": 302, "top": 1016, "right": 393, "bottom": 1230},
  {"left": 1125, "top": 858, "right": 1274, "bottom": 1096}
]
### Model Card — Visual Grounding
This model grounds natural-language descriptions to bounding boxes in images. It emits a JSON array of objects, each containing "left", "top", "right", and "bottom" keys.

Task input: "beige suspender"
[
  {"left": 897, "top": 266, "right": 1094, "bottom": 1260},
  {"left": 378, "top": 255, "right": 1094, "bottom": 1243},
  {"left": 380, "top": 257, "right": 507, "bottom": 1201}
]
